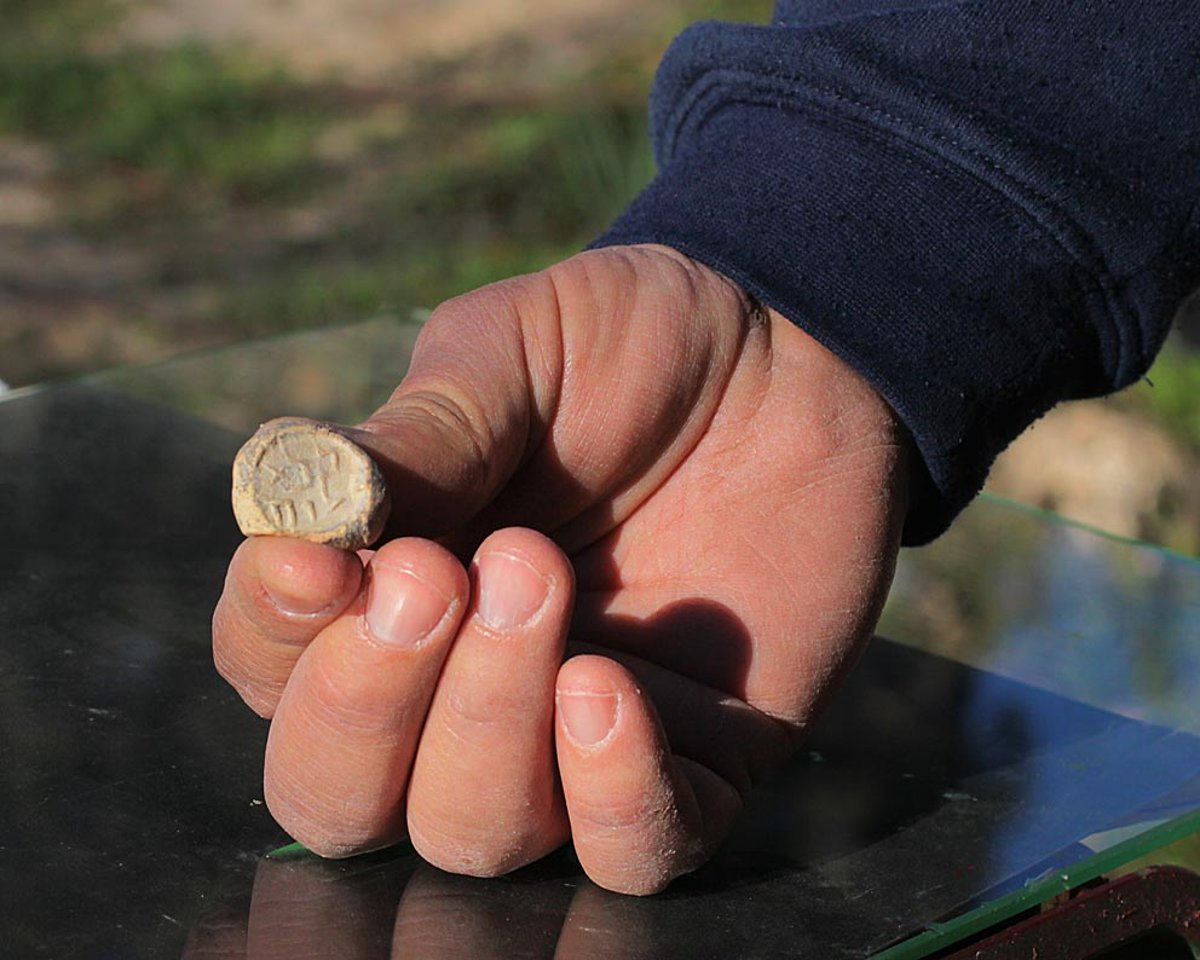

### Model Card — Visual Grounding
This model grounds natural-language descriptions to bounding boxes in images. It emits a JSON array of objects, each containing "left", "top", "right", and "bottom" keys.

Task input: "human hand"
[{"left": 212, "top": 244, "right": 911, "bottom": 894}]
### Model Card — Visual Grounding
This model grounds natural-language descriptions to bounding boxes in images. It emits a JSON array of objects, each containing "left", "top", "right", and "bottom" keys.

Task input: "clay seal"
[{"left": 231, "top": 418, "right": 390, "bottom": 550}]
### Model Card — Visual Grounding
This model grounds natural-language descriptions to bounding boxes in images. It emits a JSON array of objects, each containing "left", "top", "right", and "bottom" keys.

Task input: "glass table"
[{"left": 2, "top": 318, "right": 1197, "bottom": 959}]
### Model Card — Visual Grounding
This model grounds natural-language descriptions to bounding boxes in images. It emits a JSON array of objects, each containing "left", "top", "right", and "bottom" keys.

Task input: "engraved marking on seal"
[
  {"left": 257, "top": 435, "right": 354, "bottom": 526},
  {"left": 268, "top": 499, "right": 299, "bottom": 530}
]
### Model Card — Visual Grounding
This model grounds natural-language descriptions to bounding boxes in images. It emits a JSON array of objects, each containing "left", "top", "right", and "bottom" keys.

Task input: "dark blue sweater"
[{"left": 598, "top": 0, "right": 1200, "bottom": 544}]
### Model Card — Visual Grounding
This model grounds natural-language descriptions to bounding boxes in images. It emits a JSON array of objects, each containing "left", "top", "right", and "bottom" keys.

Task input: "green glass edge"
[
  {"left": 265, "top": 838, "right": 420, "bottom": 863},
  {"left": 871, "top": 806, "right": 1200, "bottom": 959},
  {"left": 266, "top": 840, "right": 310, "bottom": 860},
  {"left": 978, "top": 490, "right": 1200, "bottom": 569}
]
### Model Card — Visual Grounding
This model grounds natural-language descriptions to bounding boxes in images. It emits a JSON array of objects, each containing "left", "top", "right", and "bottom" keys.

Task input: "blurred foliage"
[
  {"left": 1131, "top": 337, "right": 1200, "bottom": 453},
  {"left": 0, "top": 2, "right": 328, "bottom": 200},
  {"left": 0, "top": 0, "right": 772, "bottom": 347},
  {"left": 216, "top": 0, "right": 775, "bottom": 330},
  {"left": 1, "top": 0, "right": 120, "bottom": 42},
  {"left": 222, "top": 102, "right": 658, "bottom": 334}
]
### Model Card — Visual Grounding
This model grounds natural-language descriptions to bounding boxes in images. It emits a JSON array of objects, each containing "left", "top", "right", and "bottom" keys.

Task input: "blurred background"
[{"left": 2, "top": 0, "right": 1198, "bottom": 555}]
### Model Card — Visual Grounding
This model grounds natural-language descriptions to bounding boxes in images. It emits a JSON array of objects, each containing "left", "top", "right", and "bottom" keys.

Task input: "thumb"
[{"left": 343, "top": 273, "right": 563, "bottom": 540}]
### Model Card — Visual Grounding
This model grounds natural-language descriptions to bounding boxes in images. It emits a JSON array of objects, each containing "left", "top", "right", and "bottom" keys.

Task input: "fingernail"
[
  {"left": 366, "top": 565, "right": 451, "bottom": 646},
  {"left": 476, "top": 551, "right": 551, "bottom": 631},
  {"left": 558, "top": 691, "right": 619, "bottom": 747}
]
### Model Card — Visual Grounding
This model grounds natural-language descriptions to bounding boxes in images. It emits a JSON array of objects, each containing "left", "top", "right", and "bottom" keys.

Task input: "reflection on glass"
[
  {"left": 882, "top": 497, "right": 1200, "bottom": 734},
  {"left": 86, "top": 315, "right": 423, "bottom": 433},
  {"left": 181, "top": 636, "right": 1200, "bottom": 959}
]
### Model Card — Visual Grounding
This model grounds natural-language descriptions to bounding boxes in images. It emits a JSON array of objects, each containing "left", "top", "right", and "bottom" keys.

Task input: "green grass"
[
  {"left": 0, "top": 0, "right": 668, "bottom": 336},
  {"left": 0, "top": 0, "right": 330, "bottom": 202},
  {"left": 1136, "top": 337, "right": 1200, "bottom": 452},
  {"left": 204, "top": 0, "right": 770, "bottom": 329},
  {"left": 0, "top": 43, "right": 329, "bottom": 199},
  {"left": 217, "top": 99, "right": 657, "bottom": 333},
  {"left": 1, "top": 0, "right": 775, "bottom": 339},
  {"left": 393, "top": 104, "right": 654, "bottom": 238}
]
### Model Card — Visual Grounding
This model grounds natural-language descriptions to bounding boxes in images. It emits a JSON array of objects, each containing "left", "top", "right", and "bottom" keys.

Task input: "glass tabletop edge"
[{"left": 869, "top": 805, "right": 1200, "bottom": 960}]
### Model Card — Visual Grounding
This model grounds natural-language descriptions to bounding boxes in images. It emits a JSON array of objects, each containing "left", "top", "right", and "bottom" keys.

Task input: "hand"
[{"left": 212, "top": 244, "right": 912, "bottom": 894}]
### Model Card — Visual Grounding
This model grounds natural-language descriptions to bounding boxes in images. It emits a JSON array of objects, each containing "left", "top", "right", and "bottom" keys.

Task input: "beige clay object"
[{"left": 231, "top": 418, "right": 390, "bottom": 550}]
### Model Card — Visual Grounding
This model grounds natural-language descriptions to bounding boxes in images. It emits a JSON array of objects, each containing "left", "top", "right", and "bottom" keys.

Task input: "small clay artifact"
[{"left": 232, "top": 418, "right": 390, "bottom": 550}]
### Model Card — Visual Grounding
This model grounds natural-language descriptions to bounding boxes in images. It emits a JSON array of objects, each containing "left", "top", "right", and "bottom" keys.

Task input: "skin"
[{"left": 212, "top": 244, "right": 912, "bottom": 896}]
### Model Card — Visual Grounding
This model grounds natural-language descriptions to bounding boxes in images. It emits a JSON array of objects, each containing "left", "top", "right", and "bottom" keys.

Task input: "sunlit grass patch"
[
  {"left": 0, "top": 41, "right": 329, "bottom": 199},
  {"left": 1137, "top": 337, "right": 1200, "bottom": 453},
  {"left": 216, "top": 99, "right": 656, "bottom": 334}
]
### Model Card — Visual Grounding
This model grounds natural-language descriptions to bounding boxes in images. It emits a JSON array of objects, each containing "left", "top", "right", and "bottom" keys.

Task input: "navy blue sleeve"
[{"left": 595, "top": 0, "right": 1200, "bottom": 545}]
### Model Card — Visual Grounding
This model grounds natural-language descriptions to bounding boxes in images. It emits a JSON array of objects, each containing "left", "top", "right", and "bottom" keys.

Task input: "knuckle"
[
  {"left": 410, "top": 824, "right": 528, "bottom": 879},
  {"left": 301, "top": 656, "right": 400, "bottom": 734},
  {"left": 576, "top": 824, "right": 710, "bottom": 896},
  {"left": 440, "top": 683, "right": 526, "bottom": 737},
  {"left": 211, "top": 600, "right": 284, "bottom": 716},
  {"left": 408, "top": 787, "right": 561, "bottom": 879},
  {"left": 211, "top": 603, "right": 247, "bottom": 684},
  {"left": 570, "top": 789, "right": 666, "bottom": 833},
  {"left": 401, "top": 390, "right": 492, "bottom": 481},
  {"left": 575, "top": 827, "right": 682, "bottom": 896},
  {"left": 581, "top": 845, "right": 678, "bottom": 896},
  {"left": 266, "top": 772, "right": 399, "bottom": 859},
  {"left": 239, "top": 680, "right": 281, "bottom": 718},
  {"left": 277, "top": 823, "right": 365, "bottom": 860}
]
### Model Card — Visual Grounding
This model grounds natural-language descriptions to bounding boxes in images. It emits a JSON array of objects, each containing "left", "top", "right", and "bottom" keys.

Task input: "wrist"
[{"left": 654, "top": 242, "right": 915, "bottom": 526}]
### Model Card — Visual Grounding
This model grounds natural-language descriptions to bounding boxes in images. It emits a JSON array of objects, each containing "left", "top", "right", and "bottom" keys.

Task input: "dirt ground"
[{"left": 123, "top": 0, "right": 669, "bottom": 83}]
